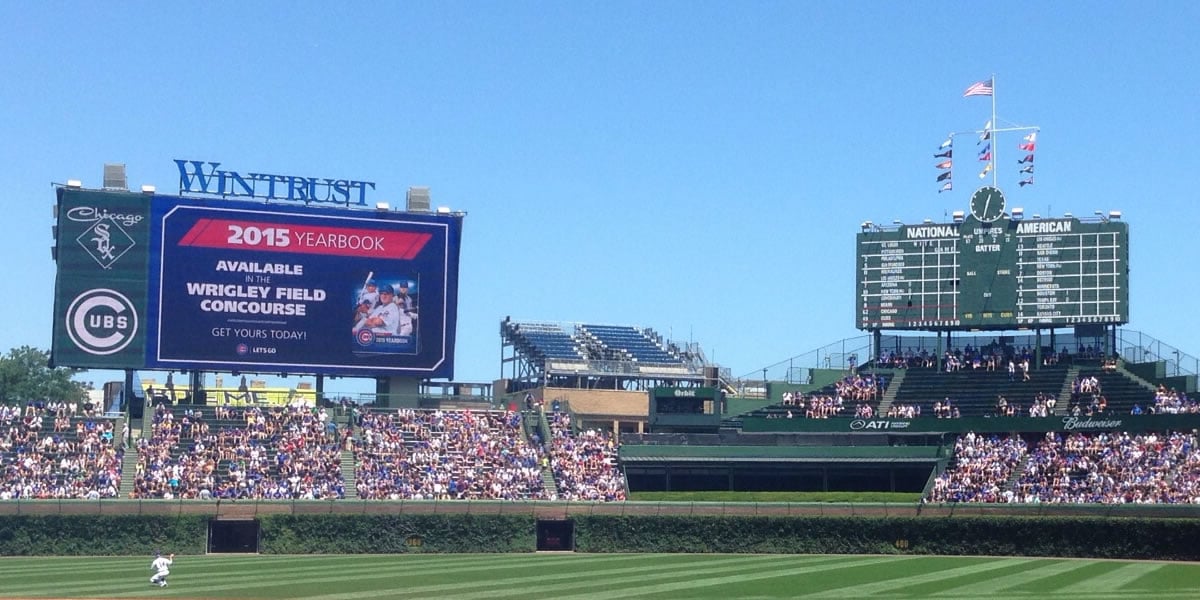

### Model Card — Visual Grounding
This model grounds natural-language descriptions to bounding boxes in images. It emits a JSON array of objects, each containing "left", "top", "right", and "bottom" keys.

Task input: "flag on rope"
[
  {"left": 978, "top": 143, "right": 991, "bottom": 156},
  {"left": 937, "top": 171, "right": 952, "bottom": 182},
  {"left": 979, "top": 152, "right": 992, "bottom": 161},
  {"left": 979, "top": 120, "right": 992, "bottom": 143},
  {"left": 939, "top": 136, "right": 953, "bottom": 149},
  {"left": 1018, "top": 154, "right": 1035, "bottom": 164},
  {"left": 936, "top": 160, "right": 953, "bottom": 170},
  {"left": 1019, "top": 177, "right": 1035, "bottom": 187},
  {"left": 1023, "top": 131, "right": 1037, "bottom": 142},
  {"left": 939, "top": 182, "right": 953, "bottom": 193},
  {"left": 963, "top": 79, "right": 994, "bottom": 97},
  {"left": 1020, "top": 165, "right": 1035, "bottom": 174},
  {"left": 934, "top": 149, "right": 952, "bottom": 159},
  {"left": 978, "top": 163, "right": 993, "bottom": 179}
]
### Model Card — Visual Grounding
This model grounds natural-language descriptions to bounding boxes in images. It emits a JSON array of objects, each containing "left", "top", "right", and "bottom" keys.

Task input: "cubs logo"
[
  {"left": 356, "top": 329, "right": 376, "bottom": 346},
  {"left": 64, "top": 289, "right": 138, "bottom": 355}
]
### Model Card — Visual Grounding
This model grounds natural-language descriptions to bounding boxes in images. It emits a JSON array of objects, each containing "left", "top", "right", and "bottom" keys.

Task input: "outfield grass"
[{"left": 0, "top": 553, "right": 1196, "bottom": 599}]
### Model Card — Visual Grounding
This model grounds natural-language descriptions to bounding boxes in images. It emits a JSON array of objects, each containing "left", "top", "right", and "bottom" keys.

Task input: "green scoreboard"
[{"left": 856, "top": 214, "right": 1129, "bottom": 330}]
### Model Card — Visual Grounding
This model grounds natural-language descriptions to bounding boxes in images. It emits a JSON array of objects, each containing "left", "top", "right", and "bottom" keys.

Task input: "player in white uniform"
[
  {"left": 354, "top": 285, "right": 401, "bottom": 334},
  {"left": 150, "top": 552, "right": 174, "bottom": 587}
]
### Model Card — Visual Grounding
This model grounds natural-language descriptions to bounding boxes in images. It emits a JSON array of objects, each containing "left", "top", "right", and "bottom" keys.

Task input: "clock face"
[{"left": 970, "top": 186, "right": 1006, "bottom": 222}]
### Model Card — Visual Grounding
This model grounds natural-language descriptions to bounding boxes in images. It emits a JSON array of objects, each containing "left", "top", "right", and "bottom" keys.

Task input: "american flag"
[{"left": 963, "top": 79, "right": 994, "bottom": 97}]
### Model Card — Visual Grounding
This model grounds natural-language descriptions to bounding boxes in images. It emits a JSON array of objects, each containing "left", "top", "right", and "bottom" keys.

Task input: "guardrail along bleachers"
[
  {"left": 580, "top": 324, "right": 682, "bottom": 364},
  {"left": 0, "top": 404, "right": 123, "bottom": 499},
  {"left": 502, "top": 321, "right": 585, "bottom": 361},
  {"left": 890, "top": 365, "right": 1070, "bottom": 418}
]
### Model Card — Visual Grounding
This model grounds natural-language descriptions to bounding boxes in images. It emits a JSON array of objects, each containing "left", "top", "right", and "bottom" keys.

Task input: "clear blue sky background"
[{"left": 1, "top": 3, "right": 1197, "bottom": 392}]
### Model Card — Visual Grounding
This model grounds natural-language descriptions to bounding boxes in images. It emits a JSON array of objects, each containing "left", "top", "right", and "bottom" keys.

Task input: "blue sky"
[{"left": 1, "top": 2, "right": 1197, "bottom": 392}]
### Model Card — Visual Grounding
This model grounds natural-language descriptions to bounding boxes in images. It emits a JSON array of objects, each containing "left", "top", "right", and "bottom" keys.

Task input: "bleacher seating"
[
  {"left": 891, "top": 365, "right": 1069, "bottom": 418},
  {"left": 1070, "top": 368, "right": 1155, "bottom": 415},
  {"left": 581, "top": 324, "right": 681, "bottom": 364},
  {"left": 132, "top": 403, "right": 344, "bottom": 500},
  {"left": 503, "top": 322, "right": 585, "bottom": 361},
  {"left": 353, "top": 408, "right": 548, "bottom": 500},
  {"left": 0, "top": 403, "right": 123, "bottom": 499}
]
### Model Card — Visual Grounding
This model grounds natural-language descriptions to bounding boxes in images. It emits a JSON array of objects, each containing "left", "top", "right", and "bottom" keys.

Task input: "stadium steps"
[
  {"left": 540, "top": 465, "right": 559, "bottom": 499},
  {"left": 340, "top": 449, "right": 358, "bottom": 499},
  {"left": 119, "top": 449, "right": 138, "bottom": 498},
  {"left": 1002, "top": 454, "right": 1031, "bottom": 495},
  {"left": 1057, "top": 366, "right": 1080, "bottom": 415},
  {"left": 875, "top": 369, "right": 906, "bottom": 415}
]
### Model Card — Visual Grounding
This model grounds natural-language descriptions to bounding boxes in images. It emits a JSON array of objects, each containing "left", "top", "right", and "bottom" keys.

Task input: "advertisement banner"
[
  {"left": 51, "top": 189, "right": 461, "bottom": 379},
  {"left": 51, "top": 189, "right": 151, "bottom": 368}
]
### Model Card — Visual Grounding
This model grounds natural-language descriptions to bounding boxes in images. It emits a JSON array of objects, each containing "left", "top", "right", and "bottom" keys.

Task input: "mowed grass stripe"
[
  {"left": 291, "top": 554, "right": 807, "bottom": 600},
  {"left": 3, "top": 555, "right": 1200, "bottom": 600},
  {"left": 1054, "top": 562, "right": 1166, "bottom": 595},
  {"left": 801, "top": 557, "right": 1036, "bottom": 598},
  {"left": 928, "top": 559, "right": 1092, "bottom": 597},
  {"left": 548, "top": 556, "right": 913, "bottom": 600},
  {"left": 407, "top": 555, "right": 818, "bottom": 600},
  {"left": 74, "top": 554, "right": 649, "bottom": 599},
  {"left": 0, "top": 553, "right": 550, "bottom": 596}
]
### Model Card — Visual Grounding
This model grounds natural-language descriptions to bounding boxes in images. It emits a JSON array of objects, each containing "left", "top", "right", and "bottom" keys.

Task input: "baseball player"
[
  {"left": 354, "top": 285, "right": 401, "bottom": 334},
  {"left": 150, "top": 552, "right": 174, "bottom": 587}
]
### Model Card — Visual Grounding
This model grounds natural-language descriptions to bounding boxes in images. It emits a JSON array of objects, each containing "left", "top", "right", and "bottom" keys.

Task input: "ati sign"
[
  {"left": 175, "top": 160, "right": 376, "bottom": 206},
  {"left": 849, "top": 419, "right": 912, "bottom": 431}
]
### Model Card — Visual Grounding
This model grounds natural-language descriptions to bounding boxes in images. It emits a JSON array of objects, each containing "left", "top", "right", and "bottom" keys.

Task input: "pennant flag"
[
  {"left": 1019, "top": 140, "right": 1037, "bottom": 152},
  {"left": 1018, "top": 154, "right": 1035, "bottom": 164},
  {"left": 978, "top": 143, "right": 991, "bottom": 156},
  {"left": 937, "top": 171, "right": 952, "bottom": 182},
  {"left": 1023, "top": 131, "right": 1038, "bottom": 143},
  {"left": 979, "top": 120, "right": 992, "bottom": 143},
  {"left": 939, "top": 182, "right": 953, "bottom": 193},
  {"left": 1020, "top": 165, "right": 1035, "bottom": 174},
  {"left": 936, "top": 160, "right": 953, "bottom": 170},
  {"left": 978, "top": 163, "right": 993, "bottom": 179},
  {"left": 934, "top": 149, "right": 952, "bottom": 159},
  {"left": 978, "top": 152, "right": 992, "bottom": 161},
  {"left": 1019, "top": 177, "right": 1035, "bottom": 187},
  {"left": 964, "top": 79, "right": 994, "bottom": 97},
  {"left": 939, "top": 136, "right": 953, "bottom": 149}
]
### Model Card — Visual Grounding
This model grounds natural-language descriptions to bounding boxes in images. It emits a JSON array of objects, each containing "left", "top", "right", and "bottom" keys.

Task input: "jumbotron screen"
[
  {"left": 855, "top": 216, "right": 1128, "bottom": 330},
  {"left": 52, "top": 188, "right": 462, "bottom": 377}
]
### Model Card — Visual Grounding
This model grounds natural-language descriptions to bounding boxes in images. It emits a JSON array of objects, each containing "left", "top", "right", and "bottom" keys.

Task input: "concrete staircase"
[
  {"left": 118, "top": 449, "right": 138, "bottom": 498},
  {"left": 1057, "top": 365, "right": 1080, "bottom": 415},
  {"left": 340, "top": 449, "right": 357, "bottom": 499},
  {"left": 875, "top": 369, "right": 906, "bottom": 416}
]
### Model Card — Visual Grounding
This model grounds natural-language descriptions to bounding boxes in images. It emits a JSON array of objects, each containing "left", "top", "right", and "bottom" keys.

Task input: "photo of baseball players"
[{"left": 352, "top": 273, "right": 418, "bottom": 353}]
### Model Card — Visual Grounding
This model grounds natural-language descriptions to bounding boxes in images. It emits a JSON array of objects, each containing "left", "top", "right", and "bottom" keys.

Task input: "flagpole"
[{"left": 991, "top": 74, "right": 997, "bottom": 187}]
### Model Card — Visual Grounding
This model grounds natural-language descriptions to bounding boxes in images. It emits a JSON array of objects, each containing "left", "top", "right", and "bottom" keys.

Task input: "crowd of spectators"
[
  {"left": 931, "top": 398, "right": 961, "bottom": 418},
  {"left": 885, "top": 403, "right": 920, "bottom": 419},
  {"left": 132, "top": 403, "right": 344, "bottom": 500},
  {"left": 546, "top": 411, "right": 626, "bottom": 502},
  {"left": 926, "top": 432, "right": 1027, "bottom": 503},
  {"left": 1150, "top": 386, "right": 1200, "bottom": 414},
  {"left": 1016, "top": 431, "right": 1200, "bottom": 503},
  {"left": 0, "top": 402, "right": 122, "bottom": 499},
  {"left": 353, "top": 408, "right": 547, "bottom": 500}
]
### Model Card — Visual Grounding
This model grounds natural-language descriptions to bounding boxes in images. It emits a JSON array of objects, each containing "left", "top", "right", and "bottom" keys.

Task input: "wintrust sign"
[{"left": 175, "top": 160, "right": 375, "bottom": 206}]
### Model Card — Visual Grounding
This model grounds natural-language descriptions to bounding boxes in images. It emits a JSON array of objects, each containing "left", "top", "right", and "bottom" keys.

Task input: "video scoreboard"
[{"left": 856, "top": 216, "right": 1128, "bottom": 330}]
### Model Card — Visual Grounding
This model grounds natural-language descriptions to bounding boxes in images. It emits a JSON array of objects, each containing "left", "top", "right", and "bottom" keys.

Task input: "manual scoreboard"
[{"left": 856, "top": 215, "right": 1128, "bottom": 330}]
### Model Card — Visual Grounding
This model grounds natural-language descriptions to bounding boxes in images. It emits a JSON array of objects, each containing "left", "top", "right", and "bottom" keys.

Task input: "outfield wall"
[{"left": 2, "top": 511, "right": 1199, "bottom": 561}]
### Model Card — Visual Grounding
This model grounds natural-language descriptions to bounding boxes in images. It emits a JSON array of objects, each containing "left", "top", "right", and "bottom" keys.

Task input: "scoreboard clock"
[{"left": 855, "top": 186, "right": 1128, "bottom": 330}]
